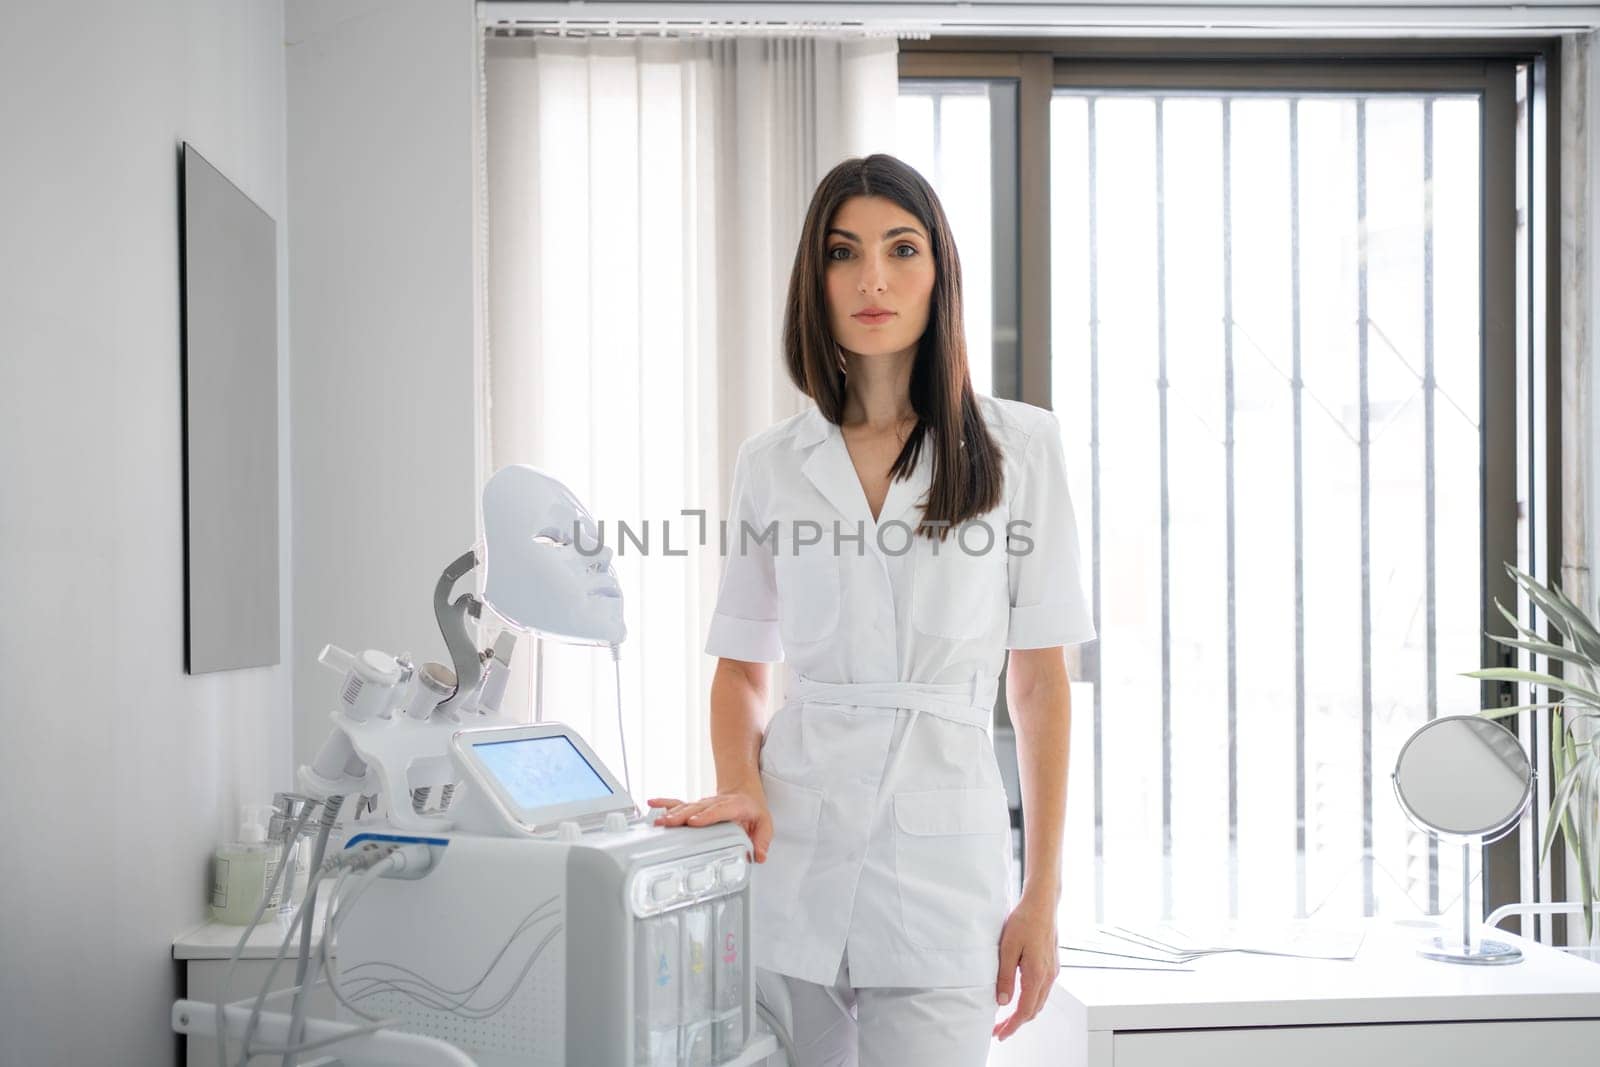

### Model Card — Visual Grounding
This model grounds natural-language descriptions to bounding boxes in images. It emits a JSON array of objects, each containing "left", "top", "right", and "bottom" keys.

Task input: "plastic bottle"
[{"left": 209, "top": 806, "right": 279, "bottom": 925}]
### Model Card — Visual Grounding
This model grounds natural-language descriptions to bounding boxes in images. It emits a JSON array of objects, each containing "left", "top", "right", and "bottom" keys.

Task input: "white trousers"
[{"left": 755, "top": 949, "right": 997, "bottom": 1067}]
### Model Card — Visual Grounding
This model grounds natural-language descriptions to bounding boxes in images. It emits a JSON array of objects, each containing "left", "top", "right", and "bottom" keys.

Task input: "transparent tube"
[
  {"left": 679, "top": 904, "right": 715, "bottom": 1067},
  {"left": 635, "top": 914, "right": 680, "bottom": 1067},
  {"left": 712, "top": 895, "right": 746, "bottom": 1062}
]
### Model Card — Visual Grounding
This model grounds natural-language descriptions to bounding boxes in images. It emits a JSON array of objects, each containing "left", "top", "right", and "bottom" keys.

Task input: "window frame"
[{"left": 900, "top": 35, "right": 1564, "bottom": 935}]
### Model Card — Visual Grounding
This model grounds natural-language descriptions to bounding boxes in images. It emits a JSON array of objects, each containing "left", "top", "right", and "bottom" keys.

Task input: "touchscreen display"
[{"left": 474, "top": 735, "right": 614, "bottom": 810}]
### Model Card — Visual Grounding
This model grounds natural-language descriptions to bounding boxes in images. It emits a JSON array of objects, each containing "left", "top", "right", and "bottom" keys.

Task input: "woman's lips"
[{"left": 853, "top": 311, "right": 894, "bottom": 324}]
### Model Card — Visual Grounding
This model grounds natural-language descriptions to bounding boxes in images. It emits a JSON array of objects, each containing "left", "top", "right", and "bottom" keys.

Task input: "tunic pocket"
[
  {"left": 751, "top": 769, "right": 824, "bottom": 936},
  {"left": 773, "top": 541, "right": 841, "bottom": 646},
  {"left": 910, "top": 521, "right": 1005, "bottom": 641},
  {"left": 892, "top": 785, "right": 1012, "bottom": 950}
]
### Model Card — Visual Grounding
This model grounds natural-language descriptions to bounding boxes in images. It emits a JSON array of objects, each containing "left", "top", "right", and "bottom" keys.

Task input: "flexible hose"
[
  {"left": 755, "top": 996, "right": 799, "bottom": 1066},
  {"left": 611, "top": 645, "right": 632, "bottom": 799},
  {"left": 216, "top": 800, "right": 316, "bottom": 1067},
  {"left": 282, "top": 795, "right": 345, "bottom": 1067},
  {"left": 234, "top": 873, "right": 324, "bottom": 1066}
]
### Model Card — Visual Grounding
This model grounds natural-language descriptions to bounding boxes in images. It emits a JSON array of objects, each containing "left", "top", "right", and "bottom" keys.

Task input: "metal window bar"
[
  {"left": 1290, "top": 98, "right": 1308, "bottom": 921},
  {"left": 1086, "top": 96, "right": 1106, "bottom": 925},
  {"left": 1222, "top": 96, "right": 1241, "bottom": 921},
  {"left": 1356, "top": 96, "right": 1376, "bottom": 917},
  {"left": 1424, "top": 96, "right": 1441, "bottom": 916},
  {"left": 1154, "top": 98, "right": 1174, "bottom": 921}
]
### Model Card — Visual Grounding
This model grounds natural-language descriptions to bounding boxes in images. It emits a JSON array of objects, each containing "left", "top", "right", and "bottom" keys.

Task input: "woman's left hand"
[{"left": 992, "top": 891, "right": 1060, "bottom": 1041}]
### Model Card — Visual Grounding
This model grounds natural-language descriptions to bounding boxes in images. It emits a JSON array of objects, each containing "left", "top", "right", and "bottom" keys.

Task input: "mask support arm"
[{"left": 433, "top": 549, "right": 484, "bottom": 721}]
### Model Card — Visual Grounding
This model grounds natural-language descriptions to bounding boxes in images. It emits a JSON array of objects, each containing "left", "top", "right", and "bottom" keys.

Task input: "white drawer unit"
[
  {"left": 1112, "top": 1019, "right": 1600, "bottom": 1065},
  {"left": 987, "top": 919, "right": 1600, "bottom": 1067}
]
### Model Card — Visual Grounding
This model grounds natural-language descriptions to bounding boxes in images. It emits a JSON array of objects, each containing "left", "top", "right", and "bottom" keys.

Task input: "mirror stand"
[
  {"left": 1391, "top": 714, "right": 1535, "bottom": 967},
  {"left": 1415, "top": 840, "right": 1522, "bottom": 965}
]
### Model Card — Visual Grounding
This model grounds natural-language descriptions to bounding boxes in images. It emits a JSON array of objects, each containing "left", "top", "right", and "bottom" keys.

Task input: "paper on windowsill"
[
  {"left": 1101, "top": 920, "right": 1366, "bottom": 961},
  {"left": 1058, "top": 941, "right": 1198, "bottom": 971}
]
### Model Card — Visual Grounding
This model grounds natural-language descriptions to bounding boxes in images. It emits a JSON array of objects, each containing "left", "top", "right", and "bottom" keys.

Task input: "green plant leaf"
[
  {"left": 1473, "top": 702, "right": 1567, "bottom": 720},
  {"left": 1501, "top": 564, "right": 1579, "bottom": 641},
  {"left": 1486, "top": 623, "right": 1600, "bottom": 666},
  {"left": 1531, "top": 565, "right": 1600, "bottom": 662},
  {"left": 1553, "top": 716, "right": 1568, "bottom": 783},
  {"left": 1582, "top": 753, "right": 1600, "bottom": 895},
  {"left": 1485, "top": 633, "right": 1600, "bottom": 690},
  {"left": 1553, "top": 723, "right": 1598, "bottom": 926},
  {"left": 1587, "top": 761, "right": 1600, "bottom": 913},
  {"left": 1574, "top": 756, "right": 1595, "bottom": 880},
  {"left": 1504, "top": 562, "right": 1600, "bottom": 661},
  {"left": 1493, "top": 597, "right": 1548, "bottom": 644},
  {"left": 1487, "top": 598, "right": 1600, "bottom": 693},
  {"left": 1539, "top": 760, "right": 1584, "bottom": 869},
  {"left": 1459, "top": 667, "right": 1600, "bottom": 708},
  {"left": 1544, "top": 722, "right": 1569, "bottom": 866},
  {"left": 1568, "top": 752, "right": 1597, "bottom": 938}
]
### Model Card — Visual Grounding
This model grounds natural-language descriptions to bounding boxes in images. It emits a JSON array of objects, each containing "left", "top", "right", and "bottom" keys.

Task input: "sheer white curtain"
[{"left": 483, "top": 34, "right": 899, "bottom": 801}]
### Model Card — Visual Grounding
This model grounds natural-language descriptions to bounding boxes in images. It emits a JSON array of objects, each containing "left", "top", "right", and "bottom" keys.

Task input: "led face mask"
[{"left": 480, "top": 464, "right": 626, "bottom": 646}]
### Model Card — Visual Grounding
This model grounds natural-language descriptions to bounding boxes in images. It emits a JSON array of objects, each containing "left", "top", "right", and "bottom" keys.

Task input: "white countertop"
[
  {"left": 173, "top": 883, "right": 329, "bottom": 962},
  {"left": 1051, "top": 918, "right": 1600, "bottom": 1032}
]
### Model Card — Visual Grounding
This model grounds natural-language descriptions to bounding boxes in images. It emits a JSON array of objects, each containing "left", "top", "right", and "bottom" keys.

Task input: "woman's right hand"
[{"left": 647, "top": 781, "right": 773, "bottom": 863}]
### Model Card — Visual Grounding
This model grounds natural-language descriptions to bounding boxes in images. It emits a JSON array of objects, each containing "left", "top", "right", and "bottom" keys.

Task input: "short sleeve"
[
  {"left": 703, "top": 440, "right": 784, "bottom": 662},
  {"left": 1005, "top": 411, "right": 1097, "bottom": 649}
]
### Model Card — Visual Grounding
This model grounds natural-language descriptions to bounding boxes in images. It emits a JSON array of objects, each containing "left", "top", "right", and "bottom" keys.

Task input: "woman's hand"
[
  {"left": 992, "top": 891, "right": 1060, "bottom": 1041},
  {"left": 647, "top": 780, "right": 774, "bottom": 863}
]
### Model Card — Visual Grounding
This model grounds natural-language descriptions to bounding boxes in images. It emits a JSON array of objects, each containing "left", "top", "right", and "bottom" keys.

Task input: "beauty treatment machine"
[
  {"left": 172, "top": 465, "right": 783, "bottom": 1067},
  {"left": 330, "top": 723, "right": 761, "bottom": 1067}
]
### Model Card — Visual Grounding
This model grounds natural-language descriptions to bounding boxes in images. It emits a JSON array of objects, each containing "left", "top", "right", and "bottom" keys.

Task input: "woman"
[{"left": 648, "top": 154, "right": 1095, "bottom": 1066}]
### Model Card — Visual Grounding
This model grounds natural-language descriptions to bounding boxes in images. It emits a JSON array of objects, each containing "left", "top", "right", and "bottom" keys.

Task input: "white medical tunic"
[{"left": 703, "top": 395, "right": 1096, "bottom": 989}]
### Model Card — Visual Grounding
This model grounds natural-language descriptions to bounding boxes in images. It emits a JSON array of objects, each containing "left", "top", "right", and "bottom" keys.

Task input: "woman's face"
[{"left": 823, "top": 194, "right": 936, "bottom": 360}]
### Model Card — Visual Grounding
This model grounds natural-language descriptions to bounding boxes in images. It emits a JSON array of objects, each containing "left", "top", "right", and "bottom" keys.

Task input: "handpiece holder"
[
  {"left": 298, "top": 662, "right": 518, "bottom": 833},
  {"left": 325, "top": 709, "right": 510, "bottom": 833},
  {"left": 298, "top": 633, "right": 517, "bottom": 833}
]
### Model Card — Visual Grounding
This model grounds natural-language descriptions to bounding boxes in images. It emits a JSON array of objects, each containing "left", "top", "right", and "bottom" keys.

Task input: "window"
[
  {"left": 1054, "top": 88, "right": 1490, "bottom": 926},
  {"left": 897, "top": 80, "right": 1015, "bottom": 398},
  {"left": 902, "top": 45, "right": 1547, "bottom": 931}
]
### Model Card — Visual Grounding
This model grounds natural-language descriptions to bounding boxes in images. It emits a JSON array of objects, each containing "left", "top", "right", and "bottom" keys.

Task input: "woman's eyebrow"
[{"left": 826, "top": 226, "right": 926, "bottom": 242}]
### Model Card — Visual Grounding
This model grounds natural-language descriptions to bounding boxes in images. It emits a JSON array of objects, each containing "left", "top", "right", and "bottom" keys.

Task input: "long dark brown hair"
[{"left": 782, "top": 154, "right": 1003, "bottom": 540}]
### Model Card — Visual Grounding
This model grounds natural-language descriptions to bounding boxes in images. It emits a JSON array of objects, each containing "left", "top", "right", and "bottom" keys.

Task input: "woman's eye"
[{"left": 827, "top": 244, "right": 918, "bottom": 261}]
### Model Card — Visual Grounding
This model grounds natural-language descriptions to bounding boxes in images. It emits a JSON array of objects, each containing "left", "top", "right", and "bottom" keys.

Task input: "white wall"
[
  {"left": 285, "top": 0, "right": 484, "bottom": 771},
  {"left": 0, "top": 1, "right": 294, "bottom": 1063}
]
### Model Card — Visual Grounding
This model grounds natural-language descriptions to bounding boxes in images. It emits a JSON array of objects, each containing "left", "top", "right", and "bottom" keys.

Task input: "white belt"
[{"left": 782, "top": 674, "right": 992, "bottom": 730}]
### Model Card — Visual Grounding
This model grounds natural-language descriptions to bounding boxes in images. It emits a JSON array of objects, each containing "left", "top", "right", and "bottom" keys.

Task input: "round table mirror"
[{"left": 1391, "top": 714, "right": 1536, "bottom": 964}]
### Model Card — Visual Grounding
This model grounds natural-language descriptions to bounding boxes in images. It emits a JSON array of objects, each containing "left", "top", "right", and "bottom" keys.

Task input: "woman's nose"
[{"left": 858, "top": 255, "right": 888, "bottom": 292}]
